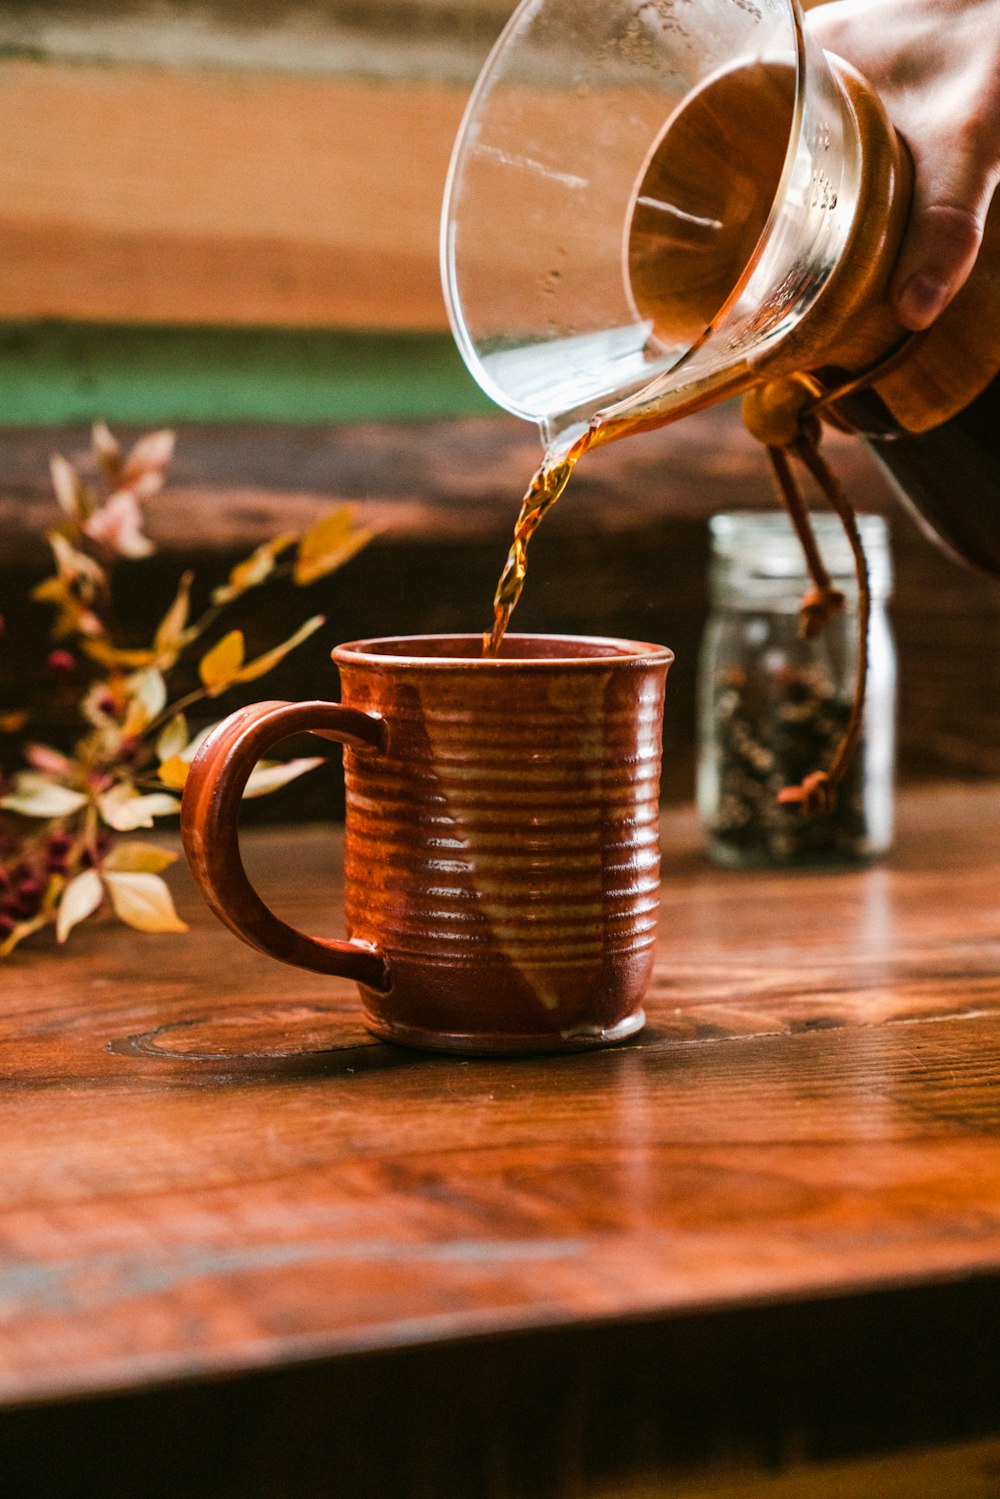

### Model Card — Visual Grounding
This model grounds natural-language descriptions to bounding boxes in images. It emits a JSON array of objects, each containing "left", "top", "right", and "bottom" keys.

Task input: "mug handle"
[{"left": 180, "top": 699, "right": 391, "bottom": 992}]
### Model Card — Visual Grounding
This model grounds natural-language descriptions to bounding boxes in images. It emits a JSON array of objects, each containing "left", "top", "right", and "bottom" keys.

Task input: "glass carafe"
[{"left": 441, "top": 0, "right": 1000, "bottom": 573}]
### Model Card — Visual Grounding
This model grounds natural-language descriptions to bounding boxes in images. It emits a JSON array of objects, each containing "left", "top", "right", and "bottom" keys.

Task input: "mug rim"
[{"left": 331, "top": 631, "right": 674, "bottom": 668}]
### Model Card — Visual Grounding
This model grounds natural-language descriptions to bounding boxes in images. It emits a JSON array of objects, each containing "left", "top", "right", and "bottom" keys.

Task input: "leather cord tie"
[{"left": 741, "top": 373, "right": 870, "bottom": 818}]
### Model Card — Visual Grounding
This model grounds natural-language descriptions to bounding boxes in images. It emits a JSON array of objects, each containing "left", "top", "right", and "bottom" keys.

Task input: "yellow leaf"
[
  {"left": 56, "top": 869, "right": 104, "bottom": 944},
  {"left": 0, "top": 710, "right": 29, "bottom": 734},
  {"left": 154, "top": 570, "right": 193, "bottom": 660},
  {"left": 211, "top": 534, "right": 298, "bottom": 605},
  {"left": 123, "top": 668, "right": 168, "bottom": 736},
  {"left": 103, "top": 872, "right": 188, "bottom": 934},
  {"left": 1, "top": 777, "right": 88, "bottom": 818},
  {"left": 103, "top": 842, "right": 178, "bottom": 875},
  {"left": 97, "top": 785, "right": 181, "bottom": 831},
  {"left": 31, "top": 577, "right": 67, "bottom": 606},
  {"left": 158, "top": 755, "right": 190, "bottom": 790},
  {"left": 82, "top": 639, "right": 156, "bottom": 670},
  {"left": 293, "top": 507, "right": 373, "bottom": 587},
  {"left": 243, "top": 756, "right": 324, "bottom": 798},
  {"left": 156, "top": 712, "right": 188, "bottom": 762},
  {"left": 234, "top": 616, "right": 324, "bottom": 685},
  {"left": 32, "top": 575, "right": 104, "bottom": 640},
  {"left": 199, "top": 630, "right": 245, "bottom": 696}
]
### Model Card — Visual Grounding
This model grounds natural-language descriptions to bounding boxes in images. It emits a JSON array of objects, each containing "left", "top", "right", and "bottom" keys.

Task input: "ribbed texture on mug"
[{"left": 342, "top": 669, "right": 663, "bottom": 981}]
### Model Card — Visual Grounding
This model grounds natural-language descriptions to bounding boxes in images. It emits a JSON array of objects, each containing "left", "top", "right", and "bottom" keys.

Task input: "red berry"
[
  {"left": 12, "top": 883, "right": 42, "bottom": 918},
  {"left": 47, "top": 650, "right": 77, "bottom": 676}
]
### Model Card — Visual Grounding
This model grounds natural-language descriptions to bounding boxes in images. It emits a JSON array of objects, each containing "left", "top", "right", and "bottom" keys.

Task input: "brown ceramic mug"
[{"left": 180, "top": 632, "right": 673, "bottom": 1055}]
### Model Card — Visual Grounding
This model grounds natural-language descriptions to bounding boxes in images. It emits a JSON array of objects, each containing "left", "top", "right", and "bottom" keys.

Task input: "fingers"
[
  {"left": 892, "top": 198, "right": 987, "bottom": 329},
  {"left": 888, "top": 86, "right": 999, "bottom": 329},
  {"left": 804, "top": 0, "right": 1000, "bottom": 330}
]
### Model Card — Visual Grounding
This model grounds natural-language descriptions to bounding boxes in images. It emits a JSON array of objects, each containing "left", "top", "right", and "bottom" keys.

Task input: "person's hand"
[{"left": 806, "top": 0, "right": 1000, "bottom": 329}]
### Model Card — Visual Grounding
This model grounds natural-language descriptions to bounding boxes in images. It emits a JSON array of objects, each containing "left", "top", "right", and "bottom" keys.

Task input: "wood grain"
[
  {"left": 0, "top": 61, "right": 467, "bottom": 328},
  {"left": 2, "top": 780, "right": 1000, "bottom": 1417}
]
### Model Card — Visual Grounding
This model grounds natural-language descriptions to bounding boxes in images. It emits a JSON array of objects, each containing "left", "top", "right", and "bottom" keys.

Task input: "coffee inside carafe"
[
  {"left": 626, "top": 60, "right": 795, "bottom": 356},
  {"left": 626, "top": 54, "right": 1000, "bottom": 586}
]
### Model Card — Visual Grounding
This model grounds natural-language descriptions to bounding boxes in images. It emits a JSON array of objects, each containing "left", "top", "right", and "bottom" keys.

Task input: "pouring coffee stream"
[{"left": 450, "top": 0, "right": 1000, "bottom": 803}]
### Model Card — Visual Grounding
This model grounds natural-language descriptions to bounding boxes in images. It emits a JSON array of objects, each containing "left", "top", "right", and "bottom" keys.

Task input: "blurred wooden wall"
[
  {"left": 1, "top": 0, "right": 998, "bottom": 812},
  {"left": 0, "top": 0, "right": 503, "bottom": 332}
]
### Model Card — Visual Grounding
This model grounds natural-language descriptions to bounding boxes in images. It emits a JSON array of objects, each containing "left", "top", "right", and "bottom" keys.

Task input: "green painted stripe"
[
  {"left": 0, "top": 0, "right": 505, "bottom": 84},
  {"left": 0, "top": 321, "right": 499, "bottom": 425}
]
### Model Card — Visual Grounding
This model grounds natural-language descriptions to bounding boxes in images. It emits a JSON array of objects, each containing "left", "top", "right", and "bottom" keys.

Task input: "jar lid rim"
[
  {"left": 709, "top": 509, "right": 888, "bottom": 543},
  {"left": 708, "top": 510, "right": 892, "bottom": 593}
]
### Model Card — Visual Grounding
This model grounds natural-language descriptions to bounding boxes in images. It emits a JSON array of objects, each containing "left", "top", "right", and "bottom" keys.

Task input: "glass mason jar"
[{"left": 697, "top": 511, "right": 896, "bottom": 868}]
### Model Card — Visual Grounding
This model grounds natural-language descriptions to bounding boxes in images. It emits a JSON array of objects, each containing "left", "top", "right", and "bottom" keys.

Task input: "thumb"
[{"left": 892, "top": 164, "right": 996, "bottom": 330}]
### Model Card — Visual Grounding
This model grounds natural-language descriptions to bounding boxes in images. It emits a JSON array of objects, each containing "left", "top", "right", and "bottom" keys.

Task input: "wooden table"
[{"left": 3, "top": 782, "right": 1000, "bottom": 1498}]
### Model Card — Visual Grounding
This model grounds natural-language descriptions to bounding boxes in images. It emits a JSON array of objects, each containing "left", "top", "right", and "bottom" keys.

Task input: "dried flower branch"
[{"left": 0, "top": 425, "right": 373, "bottom": 956}]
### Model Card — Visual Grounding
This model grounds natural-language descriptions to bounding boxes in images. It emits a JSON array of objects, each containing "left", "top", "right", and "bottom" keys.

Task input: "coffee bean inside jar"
[{"left": 697, "top": 512, "right": 896, "bottom": 869}]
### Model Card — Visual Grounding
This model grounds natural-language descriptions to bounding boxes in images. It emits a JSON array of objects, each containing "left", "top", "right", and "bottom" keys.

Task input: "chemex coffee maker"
[{"left": 440, "top": 0, "right": 1000, "bottom": 578}]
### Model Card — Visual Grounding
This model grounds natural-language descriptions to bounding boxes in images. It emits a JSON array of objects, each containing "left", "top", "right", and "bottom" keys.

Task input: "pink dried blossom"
[{"left": 83, "top": 490, "right": 154, "bottom": 559}]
